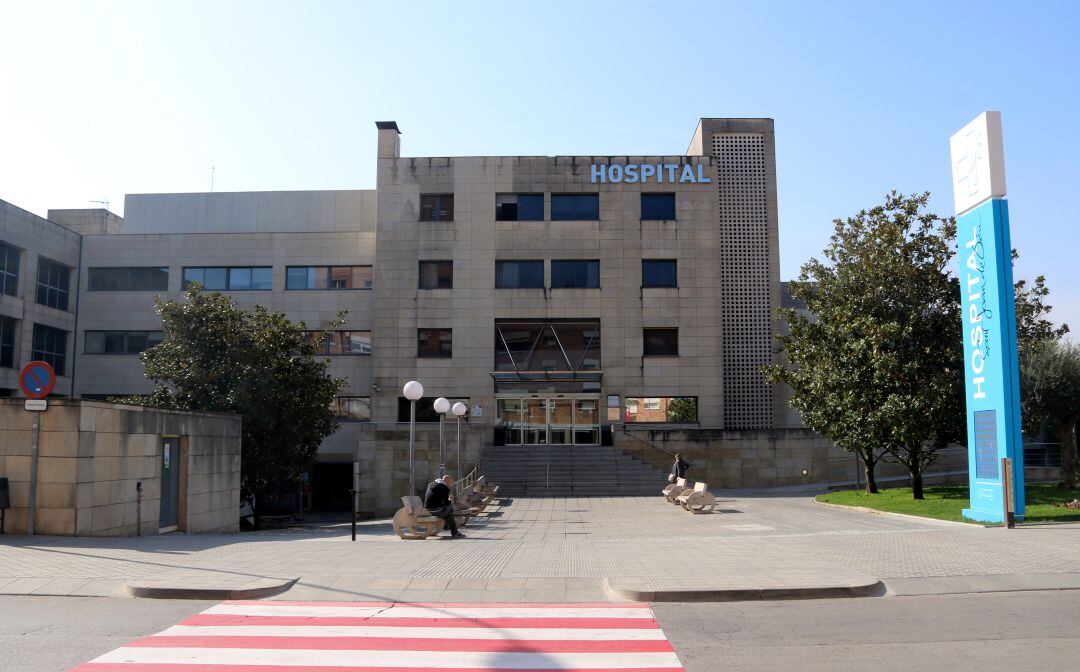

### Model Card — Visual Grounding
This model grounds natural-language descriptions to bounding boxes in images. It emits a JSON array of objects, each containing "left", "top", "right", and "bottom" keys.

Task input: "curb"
[
  {"left": 603, "top": 577, "right": 886, "bottom": 602},
  {"left": 125, "top": 577, "right": 297, "bottom": 600},
  {"left": 813, "top": 498, "right": 980, "bottom": 527}
]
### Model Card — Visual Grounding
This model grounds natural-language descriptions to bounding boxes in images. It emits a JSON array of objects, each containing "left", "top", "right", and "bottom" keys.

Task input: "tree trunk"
[
  {"left": 910, "top": 468, "right": 924, "bottom": 500},
  {"left": 862, "top": 457, "right": 879, "bottom": 494},
  {"left": 1060, "top": 423, "right": 1080, "bottom": 489}
]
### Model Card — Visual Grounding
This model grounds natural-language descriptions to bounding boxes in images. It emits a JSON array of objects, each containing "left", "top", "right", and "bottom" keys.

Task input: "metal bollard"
[
  {"left": 136, "top": 481, "right": 142, "bottom": 537},
  {"left": 349, "top": 488, "right": 358, "bottom": 541}
]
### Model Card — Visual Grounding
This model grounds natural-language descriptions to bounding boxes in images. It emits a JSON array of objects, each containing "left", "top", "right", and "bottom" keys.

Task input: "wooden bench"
[
  {"left": 392, "top": 495, "right": 443, "bottom": 539},
  {"left": 474, "top": 476, "right": 501, "bottom": 507},
  {"left": 676, "top": 481, "right": 716, "bottom": 514},
  {"left": 663, "top": 477, "right": 688, "bottom": 499},
  {"left": 665, "top": 478, "right": 695, "bottom": 503}
]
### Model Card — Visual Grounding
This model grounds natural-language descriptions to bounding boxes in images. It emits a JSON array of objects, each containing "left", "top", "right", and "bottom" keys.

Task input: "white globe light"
[
  {"left": 433, "top": 397, "right": 451, "bottom": 414},
  {"left": 452, "top": 402, "right": 468, "bottom": 417},
  {"left": 403, "top": 380, "right": 424, "bottom": 401}
]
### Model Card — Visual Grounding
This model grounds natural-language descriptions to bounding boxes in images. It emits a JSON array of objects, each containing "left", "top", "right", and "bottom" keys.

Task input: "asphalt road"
[
  {"left": 654, "top": 590, "right": 1080, "bottom": 672},
  {"left": 2, "top": 591, "right": 1079, "bottom": 671}
]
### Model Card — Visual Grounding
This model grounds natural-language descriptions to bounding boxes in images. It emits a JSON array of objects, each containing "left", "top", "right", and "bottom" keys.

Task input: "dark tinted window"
[
  {"left": 551, "top": 194, "right": 599, "bottom": 221},
  {"left": 31, "top": 324, "right": 67, "bottom": 376},
  {"left": 0, "top": 316, "right": 14, "bottom": 368},
  {"left": 643, "top": 328, "right": 679, "bottom": 356},
  {"left": 286, "top": 266, "right": 372, "bottom": 290},
  {"left": 85, "top": 330, "right": 164, "bottom": 354},
  {"left": 641, "top": 193, "right": 677, "bottom": 220},
  {"left": 642, "top": 260, "right": 677, "bottom": 288},
  {"left": 496, "top": 194, "right": 544, "bottom": 221},
  {"left": 183, "top": 267, "right": 271, "bottom": 291},
  {"left": 0, "top": 242, "right": 20, "bottom": 297},
  {"left": 331, "top": 397, "right": 371, "bottom": 421},
  {"left": 36, "top": 258, "right": 71, "bottom": 311},
  {"left": 418, "top": 261, "right": 453, "bottom": 289},
  {"left": 420, "top": 194, "right": 454, "bottom": 221},
  {"left": 397, "top": 396, "right": 470, "bottom": 422},
  {"left": 551, "top": 260, "right": 599, "bottom": 288},
  {"left": 308, "top": 331, "right": 372, "bottom": 355},
  {"left": 496, "top": 260, "right": 544, "bottom": 288},
  {"left": 88, "top": 267, "right": 169, "bottom": 291},
  {"left": 418, "top": 328, "right": 452, "bottom": 358}
]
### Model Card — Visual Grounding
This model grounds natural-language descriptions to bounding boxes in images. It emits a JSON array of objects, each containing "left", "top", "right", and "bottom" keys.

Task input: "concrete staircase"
[{"left": 480, "top": 444, "right": 668, "bottom": 497}]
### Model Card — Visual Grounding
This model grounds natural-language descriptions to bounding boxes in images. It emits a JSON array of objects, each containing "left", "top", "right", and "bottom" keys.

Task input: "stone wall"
[{"left": 0, "top": 399, "right": 241, "bottom": 536}]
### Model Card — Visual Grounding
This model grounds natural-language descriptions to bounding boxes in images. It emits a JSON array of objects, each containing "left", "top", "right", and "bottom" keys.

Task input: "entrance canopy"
[{"left": 492, "top": 320, "right": 601, "bottom": 392}]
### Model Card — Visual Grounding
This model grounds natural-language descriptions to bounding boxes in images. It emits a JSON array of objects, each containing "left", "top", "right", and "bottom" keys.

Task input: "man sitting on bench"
[{"left": 424, "top": 474, "right": 465, "bottom": 539}]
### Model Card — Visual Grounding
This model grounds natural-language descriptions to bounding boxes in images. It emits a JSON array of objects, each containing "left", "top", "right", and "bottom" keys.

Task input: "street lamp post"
[
  {"left": 452, "top": 402, "right": 468, "bottom": 475},
  {"left": 434, "top": 397, "right": 451, "bottom": 477},
  {"left": 403, "top": 381, "right": 424, "bottom": 496}
]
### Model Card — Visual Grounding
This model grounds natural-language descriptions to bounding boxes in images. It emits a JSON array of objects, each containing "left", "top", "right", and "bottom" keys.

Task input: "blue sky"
[{"left": 1, "top": 1, "right": 1078, "bottom": 330}]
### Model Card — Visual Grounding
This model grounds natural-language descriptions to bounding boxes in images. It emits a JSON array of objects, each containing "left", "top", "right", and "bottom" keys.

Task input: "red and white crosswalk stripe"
[{"left": 70, "top": 600, "right": 685, "bottom": 671}]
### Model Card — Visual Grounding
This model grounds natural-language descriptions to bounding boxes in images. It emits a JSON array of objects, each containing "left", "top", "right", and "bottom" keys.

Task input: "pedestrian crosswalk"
[{"left": 71, "top": 600, "right": 685, "bottom": 671}]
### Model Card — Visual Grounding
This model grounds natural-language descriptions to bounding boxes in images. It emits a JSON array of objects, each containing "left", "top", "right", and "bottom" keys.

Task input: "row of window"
[
  {"left": 414, "top": 327, "right": 679, "bottom": 359},
  {"left": 420, "top": 193, "right": 678, "bottom": 222},
  {"left": 420, "top": 259, "right": 678, "bottom": 290},
  {"left": 1, "top": 243, "right": 74, "bottom": 311}
]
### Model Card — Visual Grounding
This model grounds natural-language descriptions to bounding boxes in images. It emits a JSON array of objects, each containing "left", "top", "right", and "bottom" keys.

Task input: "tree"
[
  {"left": 119, "top": 287, "right": 345, "bottom": 528},
  {"left": 1013, "top": 250, "right": 1070, "bottom": 350},
  {"left": 765, "top": 192, "right": 964, "bottom": 498},
  {"left": 1020, "top": 340, "right": 1080, "bottom": 488},
  {"left": 666, "top": 397, "right": 698, "bottom": 423}
]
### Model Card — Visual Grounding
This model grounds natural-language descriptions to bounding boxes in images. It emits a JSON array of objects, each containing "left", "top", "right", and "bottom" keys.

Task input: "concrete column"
[{"left": 375, "top": 121, "right": 400, "bottom": 159}]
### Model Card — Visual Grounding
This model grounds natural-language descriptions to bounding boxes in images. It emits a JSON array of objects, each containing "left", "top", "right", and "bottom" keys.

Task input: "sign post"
[
  {"left": 19, "top": 361, "right": 56, "bottom": 535},
  {"left": 949, "top": 111, "right": 1025, "bottom": 523}
]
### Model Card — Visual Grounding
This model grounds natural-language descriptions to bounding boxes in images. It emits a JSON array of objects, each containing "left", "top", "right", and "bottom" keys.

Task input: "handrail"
[{"left": 621, "top": 426, "right": 677, "bottom": 459}]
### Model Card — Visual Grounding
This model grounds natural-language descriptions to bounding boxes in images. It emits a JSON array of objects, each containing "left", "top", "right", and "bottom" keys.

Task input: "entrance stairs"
[{"left": 480, "top": 444, "right": 668, "bottom": 497}]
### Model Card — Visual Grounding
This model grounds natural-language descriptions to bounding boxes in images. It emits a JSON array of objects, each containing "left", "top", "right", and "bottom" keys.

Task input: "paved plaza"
[{"left": 1, "top": 492, "right": 1078, "bottom": 603}]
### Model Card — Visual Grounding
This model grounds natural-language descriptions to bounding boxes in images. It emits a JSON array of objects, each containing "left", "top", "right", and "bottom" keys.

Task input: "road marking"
[{"left": 71, "top": 601, "right": 685, "bottom": 671}]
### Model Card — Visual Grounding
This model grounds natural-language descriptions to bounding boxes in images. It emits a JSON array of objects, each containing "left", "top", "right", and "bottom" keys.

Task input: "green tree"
[
  {"left": 119, "top": 287, "right": 345, "bottom": 528},
  {"left": 1020, "top": 340, "right": 1080, "bottom": 488},
  {"left": 765, "top": 192, "right": 964, "bottom": 498},
  {"left": 666, "top": 397, "right": 698, "bottom": 423},
  {"left": 1013, "top": 250, "right": 1070, "bottom": 350}
]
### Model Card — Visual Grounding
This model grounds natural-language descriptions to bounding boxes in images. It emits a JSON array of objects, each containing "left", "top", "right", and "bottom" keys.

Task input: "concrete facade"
[{"left": 0, "top": 399, "right": 240, "bottom": 536}]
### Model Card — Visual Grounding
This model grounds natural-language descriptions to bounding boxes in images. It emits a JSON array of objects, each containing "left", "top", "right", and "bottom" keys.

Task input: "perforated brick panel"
[{"left": 712, "top": 133, "right": 774, "bottom": 428}]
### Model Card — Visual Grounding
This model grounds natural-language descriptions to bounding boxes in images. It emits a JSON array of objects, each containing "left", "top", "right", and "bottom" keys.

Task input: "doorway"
[
  {"left": 159, "top": 437, "right": 180, "bottom": 532},
  {"left": 497, "top": 396, "right": 600, "bottom": 445}
]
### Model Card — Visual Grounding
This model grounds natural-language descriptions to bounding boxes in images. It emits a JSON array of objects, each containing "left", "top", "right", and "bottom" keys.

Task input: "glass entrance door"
[{"left": 497, "top": 396, "right": 600, "bottom": 445}]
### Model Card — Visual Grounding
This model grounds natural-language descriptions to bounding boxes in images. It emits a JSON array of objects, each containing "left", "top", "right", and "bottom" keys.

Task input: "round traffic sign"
[{"left": 19, "top": 361, "right": 56, "bottom": 399}]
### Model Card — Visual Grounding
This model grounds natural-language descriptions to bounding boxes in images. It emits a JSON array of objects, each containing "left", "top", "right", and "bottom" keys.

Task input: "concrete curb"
[
  {"left": 813, "top": 498, "right": 980, "bottom": 527},
  {"left": 603, "top": 577, "right": 886, "bottom": 602},
  {"left": 125, "top": 577, "right": 297, "bottom": 600}
]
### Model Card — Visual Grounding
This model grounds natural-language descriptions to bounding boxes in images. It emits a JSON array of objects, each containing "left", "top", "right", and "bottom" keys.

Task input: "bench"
[
  {"left": 392, "top": 495, "right": 443, "bottom": 539},
  {"left": 676, "top": 481, "right": 716, "bottom": 514},
  {"left": 474, "top": 476, "right": 501, "bottom": 507},
  {"left": 662, "top": 477, "right": 688, "bottom": 499},
  {"left": 665, "top": 478, "right": 695, "bottom": 503}
]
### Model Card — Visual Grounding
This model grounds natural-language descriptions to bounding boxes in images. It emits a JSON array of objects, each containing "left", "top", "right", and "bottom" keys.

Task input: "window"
[
  {"left": 625, "top": 397, "right": 698, "bottom": 423},
  {"left": 0, "top": 242, "right": 19, "bottom": 297},
  {"left": 88, "top": 267, "right": 169, "bottom": 291},
  {"left": 331, "top": 396, "right": 371, "bottom": 422},
  {"left": 31, "top": 324, "right": 67, "bottom": 376},
  {"left": 495, "top": 260, "right": 544, "bottom": 288},
  {"left": 551, "top": 194, "right": 599, "bottom": 221},
  {"left": 643, "top": 328, "right": 678, "bottom": 356},
  {"left": 286, "top": 266, "right": 372, "bottom": 290},
  {"left": 85, "top": 330, "right": 164, "bottom": 354},
  {"left": 551, "top": 260, "right": 599, "bottom": 288},
  {"left": 0, "top": 316, "right": 14, "bottom": 368},
  {"left": 418, "top": 261, "right": 453, "bottom": 289},
  {"left": 420, "top": 194, "right": 454, "bottom": 221},
  {"left": 36, "top": 258, "right": 71, "bottom": 311},
  {"left": 183, "top": 267, "right": 272, "bottom": 291},
  {"left": 418, "top": 328, "right": 452, "bottom": 358},
  {"left": 641, "top": 193, "right": 677, "bottom": 220},
  {"left": 642, "top": 260, "right": 677, "bottom": 288},
  {"left": 397, "top": 396, "right": 469, "bottom": 422},
  {"left": 496, "top": 194, "right": 544, "bottom": 221},
  {"left": 308, "top": 331, "right": 372, "bottom": 355}
]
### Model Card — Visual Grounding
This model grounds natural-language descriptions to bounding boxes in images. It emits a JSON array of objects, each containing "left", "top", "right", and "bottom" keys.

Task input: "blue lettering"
[
  {"left": 641, "top": 164, "right": 656, "bottom": 182},
  {"left": 665, "top": 164, "right": 679, "bottom": 183},
  {"left": 590, "top": 164, "right": 606, "bottom": 183},
  {"left": 696, "top": 164, "right": 711, "bottom": 183},
  {"left": 624, "top": 164, "right": 639, "bottom": 183},
  {"left": 680, "top": 164, "right": 696, "bottom": 183},
  {"left": 608, "top": 164, "right": 624, "bottom": 183}
]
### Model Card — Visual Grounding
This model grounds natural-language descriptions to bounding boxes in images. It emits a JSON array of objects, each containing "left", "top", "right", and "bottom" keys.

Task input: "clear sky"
[{"left": 2, "top": 1, "right": 1078, "bottom": 330}]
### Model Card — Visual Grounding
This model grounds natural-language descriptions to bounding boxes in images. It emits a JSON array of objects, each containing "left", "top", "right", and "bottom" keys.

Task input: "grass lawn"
[{"left": 816, "top": 483, "right": 1080, "bottom": 525}]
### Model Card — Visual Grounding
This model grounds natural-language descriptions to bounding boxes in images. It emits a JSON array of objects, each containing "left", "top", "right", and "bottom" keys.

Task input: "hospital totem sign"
[{"left": 949, "top": 111, "right": 1025, "bottom": 522}]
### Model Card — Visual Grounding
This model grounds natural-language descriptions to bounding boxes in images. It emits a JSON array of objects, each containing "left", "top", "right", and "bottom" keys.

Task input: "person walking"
[
  {"left": 424, "top": 474, "right": 465, "bottom": 539},
  {"left": 669, "top": 453, "right": 691, "bottom": 483}
]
